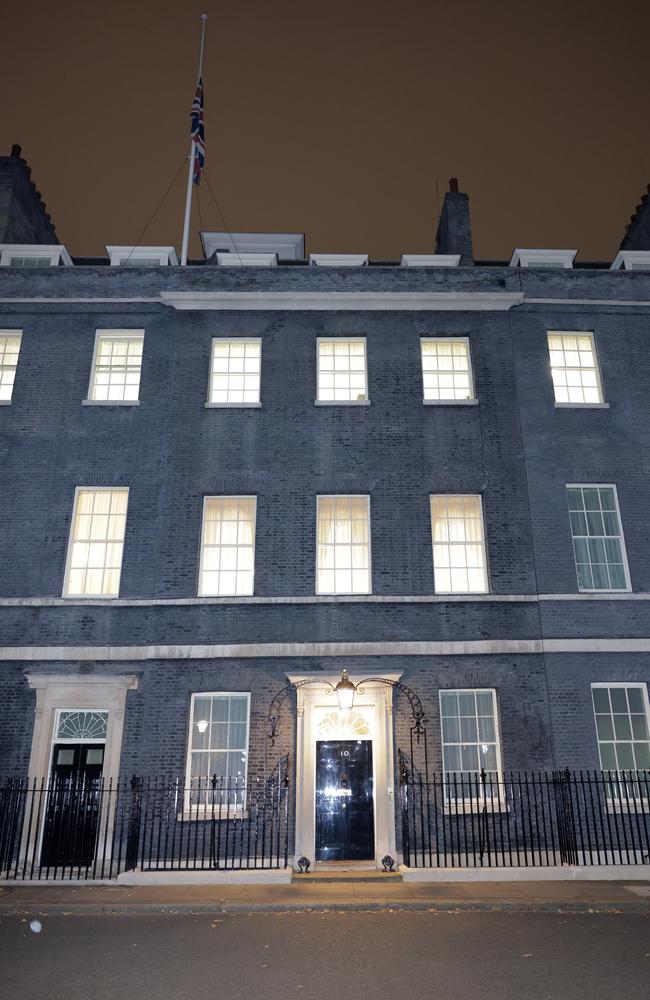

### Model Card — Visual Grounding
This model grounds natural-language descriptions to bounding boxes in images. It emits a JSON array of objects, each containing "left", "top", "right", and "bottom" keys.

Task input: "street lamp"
[{"left": 334, "top": 668, "right": 356, "bottom": 713}]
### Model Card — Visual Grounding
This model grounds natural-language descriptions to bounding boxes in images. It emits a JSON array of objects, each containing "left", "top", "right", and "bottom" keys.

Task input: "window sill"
[
  {"left": 423, "top": 398, "right": 478, "bottom": 406},
  {"left": 605, "top": 801, "right": 650, "bottom": 815},
  {"left": 82, "top": 399, "right": 140, "bottom": 407},
  {"left": 434, "top": 590, "right": 490, "bottom": 597},
  {"left": 316, "top": 591, "right": 372, "bottom": 597},
  {"left": 577, "top": 588, "right": 631, "bottom": 595},
  {"left": 61, "top": 593, "right": 121, "bottom": 600},
  {"left": 314, "top": 399, "right": 370, "bottom": 406},
  {"left": 204, "top": 402, "right": 262, "bottom": 409},
  {"left": 554, "top": 402, "right": 609, "bottom": 409},
  {"left": 0, "top": 400, "right": 13, "bottom": 406}
]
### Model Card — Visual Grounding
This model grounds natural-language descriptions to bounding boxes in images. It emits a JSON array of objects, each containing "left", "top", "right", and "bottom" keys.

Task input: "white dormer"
[
  {"left": 0, "top": 244, "right": 72, "bottom": 267},
  {"left": 106, "top": 246, "right": 178, "bottom": 266},
  {"left": 201, "top": 232, "right": 304, "bottom": 261},
  {"left": 215, "top": 252, "right": 278, "bottom": 267},
  {"left": 510, "top": 249, "right": 576, "bottom": 269},
  {"left": 309, "top": 254, "right": 369, "bottom": 266},
  {"left": 610, "top": 251, "right": 650, "bottom": 271},
  {"left": 400, "top": 254, "right": 461, "bottom": 267}
]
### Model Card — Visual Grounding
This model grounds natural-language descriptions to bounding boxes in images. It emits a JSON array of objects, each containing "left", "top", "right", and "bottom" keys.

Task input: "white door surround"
[{"left": 288, "top": 670, "right": 401, "bottom": 869}]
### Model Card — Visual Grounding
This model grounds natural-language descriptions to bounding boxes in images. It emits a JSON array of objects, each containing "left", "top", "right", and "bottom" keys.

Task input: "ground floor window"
[
  {"left": 439, "top": 688, "right": 501, "bottom": 802},
  {"left": 591, "top": 683, "right": 650, "bottom": 806},
  {"left": 186, "top": 693, "right": 251, "bottom": 808}
]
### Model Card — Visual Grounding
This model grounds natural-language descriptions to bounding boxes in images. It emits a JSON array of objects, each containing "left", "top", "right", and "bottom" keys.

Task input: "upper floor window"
[
  {"left": 567, "top": 486, "right": 630, "bottom": 592},
  {"left": 421, "top": 337, "right": 475, "bottom": 402},
  {"left": 186, "top": 692, "right": 250, "bottom": 808},
  {"left": 0, "top": 244, "right": 72, "bottom": 267},
  {"left": 610, "top": 251, "right": 650, "bottom": 271},
  {"left": 207, "top": 339, "right": 261, "bottom": 406},
  {"left": 106, "top": 245, "right": 178, "bottom": 266},
  {"left": 317, "top": 495, "right": 371, "bottom": 594},
  {"left": 510, "top": 249, "right": 576, "bottom": 269},
  {"left": 86, "top": 331, "right": 144, "bottom": 403},
  {"left": 316, "top": 338, "right": 368, "bottom": 404},
  {"left": 63, "top": 488, "right": 128, "bottom": 598},
  {"left": 547, "top": 332, "right": 604, "bottom": 405},
  {"left": 0, "top": 332, "right": 22, "bottom": 403},
  {"left": 430, "top": 495, "right": 488, "bottom": 594},
  {"left": 440, "top": 689, "right": 502, "bottom": 802},
  {"left": 199, "top": 496, "right": 256, "bottom": 596}
]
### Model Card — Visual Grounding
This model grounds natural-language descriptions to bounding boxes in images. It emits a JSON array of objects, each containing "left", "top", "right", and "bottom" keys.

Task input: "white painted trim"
[
  {"left": 401, "top": 254, "right": 460, "bottom": 267},
  {"left": 510, "top": 249, "right": 576, "bottom": 269},
  {"left": 207, "top": 337, "right": 262, "bottom": 406},
  {"left": 288, "top": 670, "right": 401, "bottom": 868},
  {"left": 610, "top": 251, "right": 650, "bottom": 271},
  {"left": 0, "top": 244, "right": 72, "bottom": 266},
  {"left": 184, "top": 691, "right": 251, "bottom": 794},
  {"left": 548, "top": 330, "right": 605, "bottom": 406},
  {"left": 554, "top": 402, "right": 609, "bottom": 409},
  {"left": 421, "top": 335, "right": 476, "bottom": 403},
  {"left": 160, "top": 291, "right": 526, "bottom": 311},
  {"left": 215, "top": 253, "right": 278, "bottom": 267},
  {"left": 201, "top": 232, "right": 304, "bottom": 261},
  {"left": 105, "top": 246, "right": 178, "bottom": 266},
  {"left": 3, "top": 636, "right": 650, "bottom": 662},
  {"left": 316, "top": 336, "right": 369, "bottom": 404},
  {"left": 309, "top": 254, "right": 369, "bottom": 266}
]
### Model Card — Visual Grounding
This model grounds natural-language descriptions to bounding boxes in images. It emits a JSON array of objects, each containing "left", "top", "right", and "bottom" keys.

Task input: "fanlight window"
[
  {"left": 55, "top": 711, "right": 109, "bottom": 740},
  {"left": 317, "top": 710, "right": 370, "bottom": 739}
]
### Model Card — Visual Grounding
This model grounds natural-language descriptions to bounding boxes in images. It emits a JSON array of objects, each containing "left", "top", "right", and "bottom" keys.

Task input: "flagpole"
[{"left": 180, "top": 14, "right": 208, "bottom": 266}]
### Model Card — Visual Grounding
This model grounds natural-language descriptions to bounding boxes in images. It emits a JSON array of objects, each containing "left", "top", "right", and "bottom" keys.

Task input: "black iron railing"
[
  {"left": 400, "top": 768, "right": 650, "bottom": 867},
  {"left": 0, "top": 765, "right": 290, "bottom": 881}
]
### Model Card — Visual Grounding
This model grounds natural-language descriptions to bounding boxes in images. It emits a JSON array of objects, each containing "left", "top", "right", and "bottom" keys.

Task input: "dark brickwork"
[{"left": 0, "top": 151, "right": 58, "bottom": 245}]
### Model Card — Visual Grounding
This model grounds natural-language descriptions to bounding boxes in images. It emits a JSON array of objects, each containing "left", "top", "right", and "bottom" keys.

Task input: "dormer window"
[
  {"left": 610, "top": 251, "right": 650, "bottom": 271},
  {"left": 0, "top": 244, "right": 72, "bottom": 267},
  {"left": 401, "top": 254, "right": 461, "bottom": 267},
  {"left": 106, "top": 246, "right": 178, "bottom": 266},
  {"left": 510, "top": 249, "right": 576, "bottom": 269},
  {"left": 215, "top": 252, "right": 278, "bottom": 267},
  {"left": 309, "top": 254, "right": 369, "bottom": 266}
]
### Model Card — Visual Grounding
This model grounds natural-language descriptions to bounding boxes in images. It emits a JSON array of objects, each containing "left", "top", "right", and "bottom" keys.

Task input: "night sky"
[{"left": 2, "top": 1, "right": 649, "bottom": 261}]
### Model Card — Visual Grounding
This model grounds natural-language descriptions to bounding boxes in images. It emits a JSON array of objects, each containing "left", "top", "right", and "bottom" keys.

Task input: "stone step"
[{"left": 292, "top": 870, "right": 403, "bottom": 884}]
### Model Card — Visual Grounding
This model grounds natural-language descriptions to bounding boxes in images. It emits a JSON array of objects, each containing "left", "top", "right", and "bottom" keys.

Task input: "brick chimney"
[
  {"left": 620, "top": 183, "right": 650, "bottom": 251},
  {"left": 435, "top": 177, "right": 474, "bottom": 266},
  {"left": 0, "top": 145, "right": 58, "bottom": 244}
]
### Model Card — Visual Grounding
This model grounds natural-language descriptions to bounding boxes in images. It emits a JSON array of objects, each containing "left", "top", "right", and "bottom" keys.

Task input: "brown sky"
[{"left": 2, "top": 0, "right": 649, "bottom": 261}]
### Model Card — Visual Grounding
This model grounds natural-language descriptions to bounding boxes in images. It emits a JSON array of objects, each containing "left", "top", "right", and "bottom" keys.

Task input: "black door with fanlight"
[
  {"left": 41, "top": 744, "right": 105, "bottom": 867},
  {"left": 315, "top": 740, "right": 374, "bottom": 861}
]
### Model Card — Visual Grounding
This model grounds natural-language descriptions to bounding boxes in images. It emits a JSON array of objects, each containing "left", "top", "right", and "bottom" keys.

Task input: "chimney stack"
[{"left": 435, "top": 177, "right": 474, "bottom": 266}]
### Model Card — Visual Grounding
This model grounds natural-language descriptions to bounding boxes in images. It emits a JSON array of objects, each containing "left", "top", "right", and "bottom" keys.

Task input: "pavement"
[{"left": 1, "top": 877, "right": 649, "bottom": 913}]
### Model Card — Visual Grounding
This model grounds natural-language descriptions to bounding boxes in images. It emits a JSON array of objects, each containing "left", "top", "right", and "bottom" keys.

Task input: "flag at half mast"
[{"left": 190, "top": 76, "right": 205, "bottom": 185}]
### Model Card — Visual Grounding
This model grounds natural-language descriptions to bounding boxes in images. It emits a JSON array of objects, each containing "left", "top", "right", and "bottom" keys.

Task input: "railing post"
[
  {"left": 398, "top": 750, "right": 411, "bottom": 868},
  {"left": 125, "top": 775, "right": 143, "bottom": 872}
]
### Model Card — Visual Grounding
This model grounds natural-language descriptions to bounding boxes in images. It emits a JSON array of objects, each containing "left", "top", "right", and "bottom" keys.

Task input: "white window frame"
[
  {"left": 62, "top": 487, "right": 129, "bottom": 599},
  {"left": 420, "top": 336, "right": 477, "bottom": 405},
  {"left": 183, "top": 692, "right": 251, "bottom": 817},
  {"left": 401, "top": 254, "right": 460, "bottom": 267},
  {"left": 430, "top": 494, "right": 489, "bottom": 595},
  {"left": 547, "top": 331, "right": 606, "bottom": 408},
  {"left": 591, "top": 682, "right": 650, "bottom": 812},
  {"left": 105, "top": 245, "right": 178, "bottom": 266},
  {"left": 316, "top": 495, "right": 372, "bottom": 595},
  {"left": 83, "top": 330, "right": 144, "bottom": 406},
  {"left": 439, "top": 688, "right": 505, "bottom": 811},
  {"left": 309, "top": 254, "right": 369, "bottom": 266},
  {"left": 610, "top": 251, "right": 650, "bottom": 271},
  {"left": 0, "top": 330, "right": 22, "bottom": 405},
  {"left": 197, "top": 495, "right": 257, "bottom": 597},
  {"left": 315, "top": 337, "right": 369, "bottom": 406},
  {"left": 206, "top": 338, "right": 262, "bottom": 408},
  {"left": 0, "top": 244, "right": 72, "bottom": 267},
  {"left": 510, "top": 249, "right": 576, "bottom": 269},
  {"left": 567, "top": 484, "right": 631, "bottom": 593}
]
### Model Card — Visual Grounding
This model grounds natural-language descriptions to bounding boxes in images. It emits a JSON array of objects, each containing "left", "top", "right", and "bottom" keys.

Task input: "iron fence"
[
  {"left": 400, "top": 768, "right": 650, "bottom": 867},
  {"left": 0, "top": 764, "right": 290, "bottom": 881}
]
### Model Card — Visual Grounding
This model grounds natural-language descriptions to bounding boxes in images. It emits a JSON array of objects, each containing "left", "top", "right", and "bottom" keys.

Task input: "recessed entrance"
[{"left": 315, "top": 739, "right": 374, "bottom": 861}]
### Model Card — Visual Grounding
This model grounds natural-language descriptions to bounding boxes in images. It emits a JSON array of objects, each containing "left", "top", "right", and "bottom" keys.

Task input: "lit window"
[
  {"left": 317, "top": 495, "right": 371, "bottom": 594},
  {"left": 87, "top": 332, "right": 144, "bottom": 402},
  {"left": 64, "top": 489, "right": 128, "bottom": 597},
  {"left": 208, "top": 339, "right": 261, "bottom": 405},
  {"left": 187, "top": 693, "right": 250, "bottom": 807},
  {"left": 547, "top": 332, "right": 603, "bottom": 404},
  {"left": 440, "top": 689, "right": 502, "bottom": 801},
  {"left": 567, "top": 486, "right": 629, "bottom": 592},
  {"left": 0, "top": 332, "right": 22, "bottom": 402},
  {"left": 592, "top": 685, "right": 650, "bottom": 806},
  {"left": 199, "top": 497, "right": 256, "bottom": 596},
  {"left": 317, "top": 339, "right": 368, "bottom": 403},
  {"left": 430, "top": 495, "right": 488, "bottom": 594},
  {"left": 421, "top": 338, "right": 474, "bottom": 401}
]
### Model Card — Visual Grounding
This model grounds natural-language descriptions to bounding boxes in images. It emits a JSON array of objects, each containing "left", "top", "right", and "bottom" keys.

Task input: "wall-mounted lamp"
[{"left": 334, "top": 669, "right": 356, "bottom": 713}]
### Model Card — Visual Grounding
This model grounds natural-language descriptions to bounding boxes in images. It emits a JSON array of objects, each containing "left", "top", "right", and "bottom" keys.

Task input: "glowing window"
[
  {"left": 88, "top": 332, "right": 144, "bottom": 402},
  {"left": 64, "top": 489, "right": 128, "bottom": 597},
  {"left": 421, "top": 338, "right": 474, "bottom": 401},
  {"left": 199, "top": 497, "right": 256, "bottom": 596},
  {"left": 208, "top": 339, "right": 261, "bottom": 405},
  {"left": 430, "top": 495, "right": 488, "bottom": 594},
  {"left": 547, "top": 332, "right": 603, "bottom": 404},
  {"left": 317, "top": 495, "right": 371, "bottom": 594},
  {"left": 317, "top": 339, "right": 368, "bottom": 403},
  {"left": 0, "top": 332, "right": 22, "bottom": 402}
]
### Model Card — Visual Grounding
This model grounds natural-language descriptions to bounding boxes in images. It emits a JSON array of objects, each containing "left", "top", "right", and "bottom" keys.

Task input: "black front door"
[
  {"left": 315, "top": 740, "right": 374, "bottom": 861},
  {"left": 41, "top": 743, "right": 105, "bottom": 867}
]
